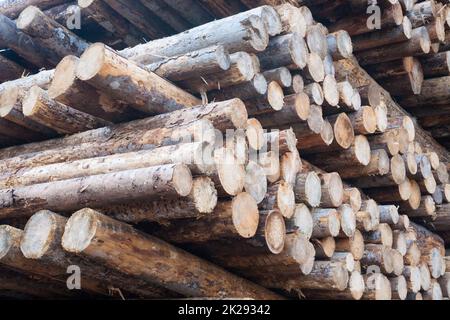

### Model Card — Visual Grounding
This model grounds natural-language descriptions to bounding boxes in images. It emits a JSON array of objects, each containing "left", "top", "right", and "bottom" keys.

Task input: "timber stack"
[{"left": 0, "top": 0, "right": 449, "bottom": 301}]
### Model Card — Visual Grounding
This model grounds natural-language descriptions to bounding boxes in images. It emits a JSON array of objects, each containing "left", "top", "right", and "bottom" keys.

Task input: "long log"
[
  {"left": 16, "top": 6, "right": 89, "bottom": 59},
  {"left": 61, "top": 208, "right": 281, "bottom": 299},
  {"left": 119, "top": 6, "right": 278, "bottom": 64},
  {"left": 0, "top": 164, "right": 193, "bottom": 219},
  {"left": 77, "top": 43, "right": 201, "bottom": 115}
]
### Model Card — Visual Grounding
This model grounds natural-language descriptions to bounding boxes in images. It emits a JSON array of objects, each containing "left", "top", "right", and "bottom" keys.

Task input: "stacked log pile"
[
  {"left": 301, "top": 0, "right": 450, "bottom": 149},
  {"left": 0, "top": 0, "right": 449, "bottom": 301}
]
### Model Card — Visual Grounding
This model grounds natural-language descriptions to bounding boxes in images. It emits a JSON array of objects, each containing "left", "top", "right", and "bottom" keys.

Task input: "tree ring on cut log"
[
  {"left": 62, "top": 208, "right": 98, "bottom": 253},
  {"left": 333, "top": 113, "right": 354, "bottom": 149},
  {"left": 267, "top": 81, "right": 284, "bottom": 111},
  {"left": 20, "top": 210, "right": 58, "bottom": 259},
  {"left": 231, "top": 192, "right": 259, "bottom": 238},
  {"left": 374, "top": 105, "right": 387, "bottom": 132},
  {"left": 264, "top": 210, "right": 286, "bottom": 254}
]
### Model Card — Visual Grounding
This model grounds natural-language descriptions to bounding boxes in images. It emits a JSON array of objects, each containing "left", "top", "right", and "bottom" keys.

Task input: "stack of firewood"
[{"left": 0, "top": 1, "right": 449, "bottom": 301}]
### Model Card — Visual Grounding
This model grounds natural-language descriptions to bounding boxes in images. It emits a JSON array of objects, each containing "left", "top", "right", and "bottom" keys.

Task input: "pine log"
[
  {"left": 48, "top": 55, "right": 140, "bottom": 122},
  {"left": 336, "top": 149, "right": 390, "bottom": 179},
  {"left": 16, "top": 6, "right": 89, "bottom": 59},
  {"left": 313, "top": 237, "right": 336, "bottom": 259},
  {"left": 390, "top": 275, "right": 408, "bottom": 300},
  {"left": 286, "top": 203, "right": 313, "bottom": 240},
  {"left": 363, "top": 223, "right": 393, "bottom": 247},
  {"left": 357, "top": 27, "right": 431, "bottom": 65},
  {"left": 77, "top": 43, "right": 201, "bottom": 115},
  {"left": 337, "top": 204, "right": 357, "bottom": 238},
  {"left": 62, "top": 208, "right": 281, "bottom": 299},
  {"left": 403, "top": 265, "right": 422, "bottom": 292},
  {"left": 335, "top": 229, "right": 365, "bottom": 261},
  {"left": 275, "top": 3, "right": 306, "bottom": 36},
  {"left": 22, "top": 86, "right": 111, "bottom": 134},
  {"left": 343, "top": 187, "right": 362, "bottom": 212},
  {"left": 257, "top": 33, "right": 309, "bottom": 71},
  {"left": 293, "top": 171, "right": 322, "bottom": 208},
  {"left": 318, "top": 172, "right": 344, "bottom": 208},
  {"left": 0, "top": 164, "right": 192, "bottom": 219},
  {"left": 119, "top": 7, "right": 277, "bottom": 64},
  {"left": 302, "top": 271, "right": 365, "bottom": 300},
  {"left": 311, "top": 208, "right": 341, "bottom": 238},
  {"left": 259, "top": 181, "right": 295, "bottom": 219}
]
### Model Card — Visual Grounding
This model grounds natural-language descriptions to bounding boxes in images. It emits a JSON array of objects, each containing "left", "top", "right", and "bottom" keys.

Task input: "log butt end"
[
  {"left": 172, "top": 164, "right": 193, "bottom": 197},
  {"left": 48, "top": 55, "right": 79, "bottom": 99},
  {"left": 22, "top": 85, "right": 44, "bottom": 116},
  {"left": 264, "top": 210, "right": 286, "bottom": 254},
  {"left": 62, "top": 208, "right": 98, "bottom": 253},
  {"left": 77, "top": 43, "right": 107, "bottom": 81},
  {"left": 232, "top": 192, "right": 259, "bottom": 239},
  {"left": 20, "top": 210, "right": 61, "bottom": 259}
]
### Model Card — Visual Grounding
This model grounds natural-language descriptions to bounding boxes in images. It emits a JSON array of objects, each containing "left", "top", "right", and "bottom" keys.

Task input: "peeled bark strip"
[
  {"left": 311, "top": 208, "right": 341, "bottom": 238},
  {"left": 22, "top": 86, "right": 111, "bottom": 134},
  {"left": 62, "top": 208, "right": 281, "bottom": 299},
  {"left": 120, "top": 7, "right": 274, "bottom": 64},
  {"left": 260, "top": 181, "right": 295, "bottom": 219},
  {"left": 0, "top": 164, "right": 192, "bottom": 219},
  {"left": 16, "top": 6, "right": 89, "bottom": 59},
  {"left": 293, "top": 171, "right": 322, "bottom": 208},
  {"left": 77, "top": 43, "right": 201, "bottom": 115}
]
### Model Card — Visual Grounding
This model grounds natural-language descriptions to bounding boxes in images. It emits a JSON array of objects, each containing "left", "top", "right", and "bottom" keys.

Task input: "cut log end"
[
  {"left": 246, "top": 118, "right": 266, "bottom": 151},
  {"left": 323, "top": 75, "right": 339, "bottom": 107},
  {"left": 76, "top": 43, "right": 107, "bottom": 81},
  {"left": 305, "top": 171, "right": 322, "bottom": 208},
  {"left": 244, "top": 161, "right": 267, "bottom": 204},
  {"left": 190, "top": 177, "right": 218, "bottom": 214},
  {"left": 48, "top": 55, "right": 78, "bottom": 99},
  {"left": 0, "top": 225, "right": 18, "bottom": 259},
  {"left": 333, "top": 113, "right": 355, "bottom": 149},
  {"left": 391, "top": 154, "right": 406, "bottom": 185},
  {"left": 264, "top": 210, "right": 286, "bottom": 254},
  {"left": 267, "top": 81, "right": 285, "bottom": 111},
  {"left": 172, "top": 164, "right": 194, "bottom": 197},
  {"left": 16, "top": 5, "right": 41, "bottom": 30},
  {"left": 20, "top": 210, "right": 61, "bottom": 259},
  {"left": 62, "top": 208, "right": 98, "bottom": 253},
  {"left": 355, "top": 135, "right": 371, "bottom": 166},
  {"left": 277, "top": 181, "right": 296, "bottom": 219},
  {"left": 22, "top": 86, "right": 44, "bottom": 116},
  {"left": 232, "top": 192, "right": 260, "bottom": 239},
  {"left": 215, "top": 147, "right": 246, "bottom": 196},
  {"left": 349, "top": 271, "right": 365, "bottom": 300},
  {"left": 295, "top": 92, "right": 310, "bottom": 121},
  {"left": 339, "top": 204, "right": 356, "bottom": 237}
]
